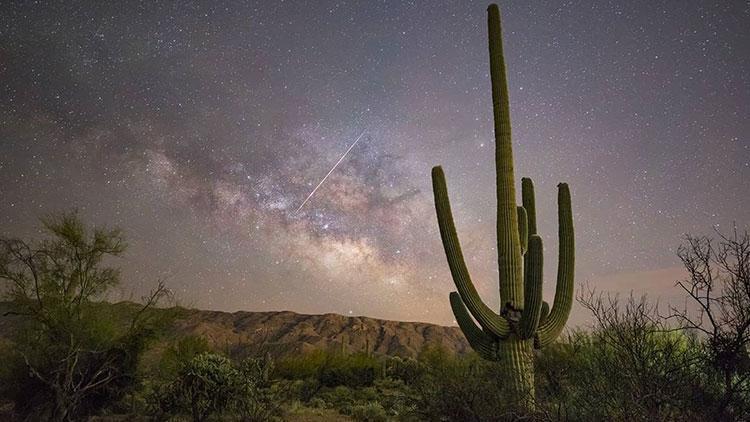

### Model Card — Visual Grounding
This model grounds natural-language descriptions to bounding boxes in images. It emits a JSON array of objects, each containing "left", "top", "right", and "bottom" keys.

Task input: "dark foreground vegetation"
[{"left": 1, "top": 213, "right": 748, "bottom": 421}]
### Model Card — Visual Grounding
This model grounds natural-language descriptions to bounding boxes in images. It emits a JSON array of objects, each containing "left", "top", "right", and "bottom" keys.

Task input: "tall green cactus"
[{"left": 431, "top": 3, "right": 575, "bottom": 403}]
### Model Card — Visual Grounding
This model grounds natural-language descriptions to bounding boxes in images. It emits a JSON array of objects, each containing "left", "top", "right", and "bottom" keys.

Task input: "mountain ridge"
[{"left": 169, "top": 306, "right": 471, "bottom": 358}]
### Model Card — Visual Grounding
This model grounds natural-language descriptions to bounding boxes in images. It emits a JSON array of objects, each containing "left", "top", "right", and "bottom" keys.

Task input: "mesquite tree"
[
  {"left": 668, "top": 229, "right": 750, "bottom": 419},
  {"left": 0, "top": 212, "right": 168, "bottom": 421}
]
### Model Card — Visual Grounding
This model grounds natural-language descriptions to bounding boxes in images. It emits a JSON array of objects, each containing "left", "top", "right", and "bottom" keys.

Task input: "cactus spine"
[{"left": 431, "top": 3, "right": 575, "bottom": 404}]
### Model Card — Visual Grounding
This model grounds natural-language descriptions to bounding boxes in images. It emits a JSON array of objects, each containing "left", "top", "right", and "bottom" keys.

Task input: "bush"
[
  {"left": 319, "top": 385, "right": 357, "bottom": 409},
  {"left": 151, "top": 352, "right": 285, "bottom": 422},
  {"left": 372, "top": 378, "right": 417, "bottom": 420},
  {"left": 563, "top": 292, "right": 704, "bottom": 421},
  {"left": 153, "top": 353, "right": 239, "bottom": 421},
  {"left": 157, "top": 335, "right": 212, "bottom": 379},
  {"left": 350, "top": 401, "right": 388, "bottom": 422},
  {"left": 385, "top": 356, "right": 425, "bottom": 385},
  {"left": 288, "top": 378, "right": 321, "bottom": 403},
  {"left": 276, "top": 350, "right": 328, "bottom": 380},
  {"left": 412, "top": 347, "right": 527, "bottom": 421},
  {"left": 278, "top": 350, "right": 381, "bottom": 388},
  {"left": 235, "top": 354, "right": 287, "bottom": 422},
  {"left": 318, "top": 353, "right": 380, "bottom": 388},
  {"left": 308, "top": 397, "right": 327, "bottom": 409}
]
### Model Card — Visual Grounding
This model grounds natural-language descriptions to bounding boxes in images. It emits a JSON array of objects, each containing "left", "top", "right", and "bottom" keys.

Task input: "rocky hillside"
[
  {"left": 168, "top": 308, "right": 470, "bottom": 358},
  {"left": 0, "top": 302, "right": 471, "bottom": 359}
]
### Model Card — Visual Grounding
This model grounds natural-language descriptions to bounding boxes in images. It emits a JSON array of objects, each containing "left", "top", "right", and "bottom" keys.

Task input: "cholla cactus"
[{"left": 431, "top": 3, "right": 575, "bottom": 402}]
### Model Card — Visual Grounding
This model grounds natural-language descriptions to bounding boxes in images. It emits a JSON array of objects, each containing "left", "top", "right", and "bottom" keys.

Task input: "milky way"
[{"left": 1, "top": 1, "right": 748, "bottom": 326}]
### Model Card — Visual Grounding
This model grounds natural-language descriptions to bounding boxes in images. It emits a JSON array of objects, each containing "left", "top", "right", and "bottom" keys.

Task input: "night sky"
[{"left": 1, "top": 1, "right": 748, "bottom": 327}]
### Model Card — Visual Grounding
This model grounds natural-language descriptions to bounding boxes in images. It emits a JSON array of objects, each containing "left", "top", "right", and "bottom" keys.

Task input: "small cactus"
[{"left": 432, "top": 3, "right": 575, "bottom": 403}]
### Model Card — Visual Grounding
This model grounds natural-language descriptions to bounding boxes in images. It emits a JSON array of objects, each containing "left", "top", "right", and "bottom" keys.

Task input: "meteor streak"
[{"left": 295, "top": 130, "right": 366, "bottom": 213}]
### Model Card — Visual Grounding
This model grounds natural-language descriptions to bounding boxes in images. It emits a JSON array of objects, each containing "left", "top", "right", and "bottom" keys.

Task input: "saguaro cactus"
[{"left": 431, "top": 4, "right": 575, "bottom": 402}]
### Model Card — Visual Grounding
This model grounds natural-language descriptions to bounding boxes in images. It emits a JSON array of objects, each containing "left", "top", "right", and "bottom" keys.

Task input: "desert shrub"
[
  {"left": 318, "top": 352, "right": 380, "bottom": 388},
  {"left": 235, "top": 354, "right": 287, "bottom": 422},
  {"left": 158, "top": 335, "right": 212, "bottom": 379},
  {"left": 319, "top": 385, "right": 357, "bottom": 409},
  {"left": 349, "top": 401, "right": 388, "bottom": 422},
  {"left": 308, "top": 397, "right": 327, "bottom": 409},
  {"left": 385, "top": 356, "right": 425, "bottom": 385},
  {"left": 532, "top": 335, "right": 584, "bottom": 420},
  {"left": 288, "top": 377, "right": 321, "bottom": 403},
  {"left": 276, "top": 350, "right": 328, "bottom": 380},
  {"left": 372, "top": 378, "right": 418, "bottom": 420},
  {"left": 412, "top": 346, "right": 529, "bottom": 421},
  {"left": 278, "top": 350, "right": 381, "bottom": 388},
  {"left": 153, "top": 353, "right": 239, "bottom": 421},
  {"left": 527, "top": 292, "right": 709, "bottom": 421},
  {"left": 560, "top": 292, "right": 704, "bottom": 421},
  {"left": 280, "top": 352, "right": 418, "bottom": 419},
  {"left": 151, "top": 352, "right": 285, "bottom": 422}
]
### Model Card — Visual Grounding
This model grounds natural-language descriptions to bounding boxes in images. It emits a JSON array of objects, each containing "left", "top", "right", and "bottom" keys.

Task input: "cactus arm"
[
  {"left": 488, "top": 3, "right": 523, "bottom": 309},
  {"left": 519, "top": 178, "right": 541, "bottom": 339},
  {"left": 432, "top": 166, "right": 510, "bottom": 338},
  {"left": 537, "top": 183, "right": 575, "bottom": 348},
  {"left": 450, "top": 292, "right": 497, "bottom": 360},
  {"left": 517, "top": 206, "right": 528, "bottom": 255},
  {"left": 533, "top": 301, "right": 551, "bottom": 349},
  {"left": 520, "top": 178, "right": 536, "bottom": 289},
  {"left": 521, "top": 178, "right": 537, "bottom": 235},
  {"left": 539, "top": 301, "right": 550, "bottom": 325},
  {"left": 519, "top": 235, "right": 543, "bottom": 339}
]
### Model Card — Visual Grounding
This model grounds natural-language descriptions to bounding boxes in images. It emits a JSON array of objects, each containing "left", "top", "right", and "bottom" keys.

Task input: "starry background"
[{"left": 1, "top": 1, "right": 748, "bottom": 327}]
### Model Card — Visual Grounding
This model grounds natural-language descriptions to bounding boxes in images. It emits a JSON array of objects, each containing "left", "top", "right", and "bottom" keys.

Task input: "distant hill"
[
  {"left": 0, "top": 302, "right": 471, "bottom": 359},
  {"left": 166, "top": 307, "right": 470, "bottom": 358}
]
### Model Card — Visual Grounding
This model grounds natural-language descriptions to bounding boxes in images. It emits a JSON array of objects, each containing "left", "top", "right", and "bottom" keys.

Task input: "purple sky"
[{"left": 1, "top": 1, "right": 748, "bottom": 327}]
